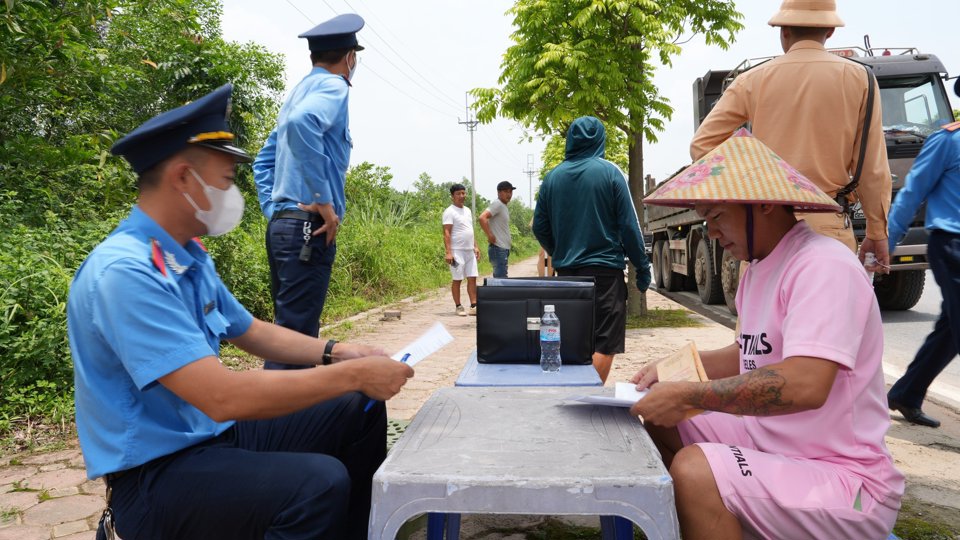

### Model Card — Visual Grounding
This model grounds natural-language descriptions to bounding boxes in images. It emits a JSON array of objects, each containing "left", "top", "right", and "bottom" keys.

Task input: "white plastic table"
[{"left": 369, "top": 387, "right": 680, "bottom": 540}]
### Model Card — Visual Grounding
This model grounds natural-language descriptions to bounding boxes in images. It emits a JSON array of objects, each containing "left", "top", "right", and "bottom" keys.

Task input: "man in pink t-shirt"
[{"left": 638, "top": 129, "right": 903, "bottom": 539}]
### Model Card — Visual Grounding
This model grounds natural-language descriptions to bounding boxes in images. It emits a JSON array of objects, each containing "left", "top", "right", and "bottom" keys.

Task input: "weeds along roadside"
[{"left": 0, "top": 176, "right": 539, "bottom": 452}]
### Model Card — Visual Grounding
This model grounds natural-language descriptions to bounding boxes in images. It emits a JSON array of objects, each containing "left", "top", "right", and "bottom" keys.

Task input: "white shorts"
[{"left": 449, "top": 249, "right": 479, "bottom": 280}]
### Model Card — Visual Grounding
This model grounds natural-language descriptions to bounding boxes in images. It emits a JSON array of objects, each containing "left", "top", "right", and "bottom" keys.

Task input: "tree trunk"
[{"left": 626, "top": 131, "right": 648, "bottom": 317}]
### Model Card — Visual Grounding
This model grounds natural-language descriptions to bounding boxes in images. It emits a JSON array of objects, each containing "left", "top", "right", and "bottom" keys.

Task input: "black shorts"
[{"left": 557, "top": 266, "right": 627, "bottom": 355}]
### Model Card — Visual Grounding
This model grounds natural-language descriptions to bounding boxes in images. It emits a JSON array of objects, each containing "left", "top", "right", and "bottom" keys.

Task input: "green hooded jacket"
[{"left": 533, "top": 116, "right": 649, "bottom": 273}]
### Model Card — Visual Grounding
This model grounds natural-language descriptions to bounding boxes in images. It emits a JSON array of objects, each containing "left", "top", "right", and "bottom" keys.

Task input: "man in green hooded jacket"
[{"left": 533, "top": 116, "right": 652, "bottom": 382}]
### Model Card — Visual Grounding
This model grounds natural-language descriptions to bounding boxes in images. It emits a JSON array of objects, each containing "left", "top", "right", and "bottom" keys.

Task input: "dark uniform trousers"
[
  {"left": 103, "top": 393, "right": 385, "bottom": 540},
  {"left": 888, "top": 230, "right": 960, "bottom": 407},
  {"left": 265, "top": 212, "right": 336, "bottom": 370}
]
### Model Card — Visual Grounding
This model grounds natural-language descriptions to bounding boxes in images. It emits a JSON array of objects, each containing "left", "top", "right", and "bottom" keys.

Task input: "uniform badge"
[{"left": 163, "top": 251, "right": 189, "bottom": 275}]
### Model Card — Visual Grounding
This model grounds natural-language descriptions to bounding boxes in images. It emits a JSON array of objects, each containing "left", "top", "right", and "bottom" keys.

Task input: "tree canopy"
[
  {"left": 472, "top": 0, "right": 742, "bottom": 143},
  {"left": 0, "top": 0, "right": 285, "bottom": 226},
  {"left": 472, "top": 0, "right": 742, "bottom": 315}
]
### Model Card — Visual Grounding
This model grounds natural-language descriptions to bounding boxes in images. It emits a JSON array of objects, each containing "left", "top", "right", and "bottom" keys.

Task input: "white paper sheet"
[
  {"left": 390, "top": 322, "right": 454, "bottom": 367},
  {"left": 567, "top": 382, "right": 648, "bottom": 408}
]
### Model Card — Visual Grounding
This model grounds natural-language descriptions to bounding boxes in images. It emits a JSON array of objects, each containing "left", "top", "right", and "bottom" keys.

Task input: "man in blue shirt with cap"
[
  {"left": 68, "top": 83, "right": 413, "bottom": 540},
  {"left": 885, "top": 79, "right": 960, "bottom": 429},
  {"left": 254, "top": 13, "right": 364, "bottom": 370}
]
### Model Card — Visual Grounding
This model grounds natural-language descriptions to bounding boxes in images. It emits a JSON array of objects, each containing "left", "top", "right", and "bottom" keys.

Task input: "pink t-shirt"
[{"left": 736, "top": 221, "right": 904, "bottom": 510}]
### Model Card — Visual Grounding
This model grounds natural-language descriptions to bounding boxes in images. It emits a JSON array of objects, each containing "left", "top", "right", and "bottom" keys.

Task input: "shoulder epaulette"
[
  {"left": 150, "top": 238, "right": 167, "bottom": 277},
  {"left": 942, "top": 121, "right": 960, "bottom": 132}
]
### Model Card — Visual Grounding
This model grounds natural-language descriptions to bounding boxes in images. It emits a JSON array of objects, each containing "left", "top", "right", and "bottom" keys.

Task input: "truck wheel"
[
  {"left": 660, "top": 242, "right": 685, "bottom": 292},
  {"left": 874, "top": 270, "right": 925, "bottom": 311},
  {"left": 652, "top": 240, "right": 664, "bottom": 289},
  {"left": 695, "top": 241, "right": 724, "bottom": 304},
  {"left": 720, "top": 249, "right": 740, "bottom": 315}
]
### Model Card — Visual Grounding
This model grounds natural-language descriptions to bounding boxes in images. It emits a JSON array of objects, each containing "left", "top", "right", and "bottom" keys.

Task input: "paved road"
[
  {"left": 657, "top": 269, "right": 960, "bottom": 410},
  {"left": 881, "top": 270, "right": 960, "bottom": 409}
]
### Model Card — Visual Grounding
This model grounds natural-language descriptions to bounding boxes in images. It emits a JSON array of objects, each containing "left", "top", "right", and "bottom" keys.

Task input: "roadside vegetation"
[{"left": 0, "top": 0, "right": 539, "bottom": 451}]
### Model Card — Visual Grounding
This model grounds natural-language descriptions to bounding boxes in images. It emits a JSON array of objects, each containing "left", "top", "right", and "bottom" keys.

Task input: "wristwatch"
[{"left": 322, "top": 340, "right": 337, "bottom": 365}]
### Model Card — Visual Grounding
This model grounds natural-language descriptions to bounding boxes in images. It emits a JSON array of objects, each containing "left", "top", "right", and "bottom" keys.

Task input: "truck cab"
[{"left": 645, "top": 46, "right": 952, "bottom": 313}]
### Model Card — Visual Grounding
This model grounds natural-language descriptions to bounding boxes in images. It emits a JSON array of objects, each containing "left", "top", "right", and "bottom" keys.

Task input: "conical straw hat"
[{"left": 644, "top": 129, "right": 841, "bottom": 213}]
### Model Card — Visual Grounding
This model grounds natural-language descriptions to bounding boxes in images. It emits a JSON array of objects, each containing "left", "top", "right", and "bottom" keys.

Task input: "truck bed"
[{"left": 644, "top": 203, "right": 703, "bottom": 231}]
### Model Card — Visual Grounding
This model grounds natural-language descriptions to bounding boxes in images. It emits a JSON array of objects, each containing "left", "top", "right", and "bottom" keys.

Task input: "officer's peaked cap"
[
  {"left": 111, "top": 83, "right": 252, "bottom": 174},
  {"left": 299, "top": 13, "right": 365, "bottom": 52}
]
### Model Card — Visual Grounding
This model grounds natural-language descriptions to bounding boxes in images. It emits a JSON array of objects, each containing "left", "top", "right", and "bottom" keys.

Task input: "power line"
[
  {"left": 313, "top": 0, "right": 464, "bottom": 114},
  {"left": 486, "top": 124, "right": 522, "bottom": 163},
  {"left": 350, "top": 0, "right": 409, "bottom": 50},
  {"left": 362, "top": 65, "right": 457, "bottom": 117},
  {"left": 339, "top": 0, "right": 465, "bottom": 111},
  {"left": 283, "top": 0, "right": 459, "bottom": 118},
  {"left": 284, "top": 0, "right": 315, "bottom": 24}
]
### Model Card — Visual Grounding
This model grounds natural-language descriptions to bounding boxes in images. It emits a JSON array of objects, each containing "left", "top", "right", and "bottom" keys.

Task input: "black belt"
[
  {"left": 272, "top": 209, "right": 324, "bottom": 224},
  {"left": 105, "top": 464, "right": 140, "bottom": 486}
]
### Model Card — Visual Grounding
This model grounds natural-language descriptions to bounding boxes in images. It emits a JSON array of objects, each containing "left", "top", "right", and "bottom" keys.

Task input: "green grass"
[
  {"left": 627, "top": 308, "right": 703, "bottom": 329},
  {"left": 0, "top": 506, "right": 21, "bottom": 524},
  {"left": 9, "top": 480, "right": 36, "bottom": 493},
  {"left": 894, "top": 499, "right": 960, "bottom": 540}
]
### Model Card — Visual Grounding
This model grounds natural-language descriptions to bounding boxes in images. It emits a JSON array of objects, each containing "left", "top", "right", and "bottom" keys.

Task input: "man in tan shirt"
[{"left": 691, "top": 0, "right": 891, "bottom": 272}]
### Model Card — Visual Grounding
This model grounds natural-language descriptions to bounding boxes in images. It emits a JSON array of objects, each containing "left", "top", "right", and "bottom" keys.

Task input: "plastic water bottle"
[{"left": 540, "top": 304, "right": 561, "bottom": 373}]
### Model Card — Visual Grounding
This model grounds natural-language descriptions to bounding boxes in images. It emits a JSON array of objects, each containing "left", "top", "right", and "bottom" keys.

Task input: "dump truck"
[{"left": 645, "top": 43, "right": 952, "bottom": 314}]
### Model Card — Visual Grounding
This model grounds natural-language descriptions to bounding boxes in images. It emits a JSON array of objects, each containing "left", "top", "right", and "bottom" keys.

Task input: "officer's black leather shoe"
[{"left": 888, "top": 398, "right": 941, "bottom": 428}]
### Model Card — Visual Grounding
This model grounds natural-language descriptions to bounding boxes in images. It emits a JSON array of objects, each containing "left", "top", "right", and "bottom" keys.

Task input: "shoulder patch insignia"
[
  {"left": 943, "top": 121, "right": 960, "bottom": 132},
  {"left": 150, "top": 238, "right": 167, "bottom": 277},
  {"left": 163, "top": 251, "right": 189, "bottom": 275}
]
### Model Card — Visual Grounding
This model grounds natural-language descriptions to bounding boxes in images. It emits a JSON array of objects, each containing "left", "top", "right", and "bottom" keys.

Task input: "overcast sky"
[{"left": 221, "top": 0, "right": 960, "bottom": 208}]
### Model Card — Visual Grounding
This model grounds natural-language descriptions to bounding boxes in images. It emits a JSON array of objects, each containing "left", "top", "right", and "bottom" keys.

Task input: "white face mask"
[
  {"left": 183, "top": 168, "right": 245, "bottom": 236},
  {"left": 348, "top": 53, "right": 360, "bottom": 81}
]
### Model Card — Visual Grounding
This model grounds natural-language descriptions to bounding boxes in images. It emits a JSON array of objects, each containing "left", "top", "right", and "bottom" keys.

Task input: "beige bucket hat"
[
  {"left": 768, "top": 0, "right": 845, "bottom": 28},
  {"left": 644, "top": 129, "right": 841, "bottom": 213}
]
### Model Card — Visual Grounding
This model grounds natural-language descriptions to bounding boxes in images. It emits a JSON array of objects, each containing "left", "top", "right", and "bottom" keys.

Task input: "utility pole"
[
  {"left": 523, "top": 154, "right": 537, "bottom": 207},
  {"left": 458, "top": 92, "right": 479, "bottom": 220}
]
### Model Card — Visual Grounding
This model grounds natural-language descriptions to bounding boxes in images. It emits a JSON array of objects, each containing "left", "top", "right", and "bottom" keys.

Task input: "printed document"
[{"left": 391, "top": 322, "right": 453, "bottom": 367}]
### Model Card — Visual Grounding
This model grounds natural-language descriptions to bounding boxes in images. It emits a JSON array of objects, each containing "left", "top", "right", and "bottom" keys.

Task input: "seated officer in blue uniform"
[
  {"left": 886, "top": 77, "right": 960, "bottom": 429},
  {"left": 67, "top": 83, "right": 414, "bottom": 540},
  {"left": 254, "top": 13, "right": 364, "bottom": 370}
]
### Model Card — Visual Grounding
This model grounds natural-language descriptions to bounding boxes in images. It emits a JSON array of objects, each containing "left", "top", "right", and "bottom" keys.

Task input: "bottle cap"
[{"left": 544, "top": 305, "right": 555, "bottom": 312}]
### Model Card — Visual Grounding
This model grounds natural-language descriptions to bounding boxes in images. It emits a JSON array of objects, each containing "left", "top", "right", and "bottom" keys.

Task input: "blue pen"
[{"left": 364, "top": 353, "right": 411, "bottom": 412}]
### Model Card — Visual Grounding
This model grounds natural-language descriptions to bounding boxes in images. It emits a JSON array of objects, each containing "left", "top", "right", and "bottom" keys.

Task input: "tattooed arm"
[{"left": 631, "top": 356, "right": 839, "bottom": 427}]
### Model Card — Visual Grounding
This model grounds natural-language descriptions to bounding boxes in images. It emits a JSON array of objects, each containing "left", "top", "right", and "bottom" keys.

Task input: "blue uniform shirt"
[
  {"left": 253, "top": 67, "right": 352, "bottom": 220},
  {"left": 67, "top": 206, "right": 253, "bottom": 479},
  {"left": 888, "top": 125, "right": 960, "bottom": 253}
]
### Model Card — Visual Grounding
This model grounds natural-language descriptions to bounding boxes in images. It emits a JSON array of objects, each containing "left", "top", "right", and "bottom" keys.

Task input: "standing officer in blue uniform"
[
  {"left": 68, "top": 84, "right": 413, "bottom": 540},
  {"left": 254, "top": 13, "right": 363, "bottom": 370},
  {"left": 885, "top": 78, "right": 960, "bottom": 429}
]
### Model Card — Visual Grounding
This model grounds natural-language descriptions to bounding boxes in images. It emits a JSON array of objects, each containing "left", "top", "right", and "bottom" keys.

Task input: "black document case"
[{"left": 476, "top": 277, "right": 595, "bottom": 364}]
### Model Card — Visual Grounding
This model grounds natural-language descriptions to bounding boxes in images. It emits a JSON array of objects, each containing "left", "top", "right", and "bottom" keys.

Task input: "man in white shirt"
[
  {"left": 442, "top": 184, "right": 481, "bottom": 316},
  {"left": 479, "top": 181, "right": 516, "bottom": 278}
]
